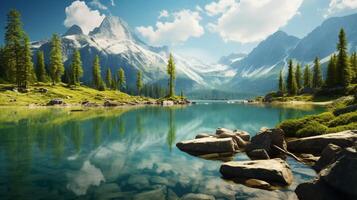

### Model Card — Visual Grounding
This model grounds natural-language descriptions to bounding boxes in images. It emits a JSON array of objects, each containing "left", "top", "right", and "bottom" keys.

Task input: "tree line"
[
  {"left": 0, "top": 9, "right": 178, "bottom": 98},
  {"left": 278, "top": 28, "right": 357, "bottom": 96}
]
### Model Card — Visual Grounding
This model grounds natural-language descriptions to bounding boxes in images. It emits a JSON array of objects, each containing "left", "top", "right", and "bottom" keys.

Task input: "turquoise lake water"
[{"left": 0, "top": 103, "right": 325, "bottom": 199}]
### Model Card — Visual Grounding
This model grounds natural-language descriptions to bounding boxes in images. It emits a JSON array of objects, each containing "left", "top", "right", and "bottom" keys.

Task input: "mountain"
[
  {"left": 31, "top": 16, "right": 234, "bottom": 92},
  {"left": 227, "top": 13, "right": 357, "bottom": 95},
  {"left": 218, "top": 53, "right": 247, "bottom": 65},
  {"left": 228, "top": 31, "right": 300, "bottom": 94}
]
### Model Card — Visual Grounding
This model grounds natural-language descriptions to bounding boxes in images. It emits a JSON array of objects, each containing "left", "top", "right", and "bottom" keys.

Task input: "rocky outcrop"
[
  {"left": 47, "top": 98, "right": 65, "bottom": 106},
  {"left": 220, "top": 158, "right": 293, "bottom": 186},
  {"left": 176, "top": 137, "right": 237, "bottom": 156},
  {"left": 295, "top": 146, "right": 357, "bottom": 199},
  {"left": 246, "top": 128, "right": 287, "bottom": 158},
  {"left": 313, "top": 144, "right": 342, "bottom": 172},
  {"left": 287, "top": 130, "right": 357, "bottom": 155}
]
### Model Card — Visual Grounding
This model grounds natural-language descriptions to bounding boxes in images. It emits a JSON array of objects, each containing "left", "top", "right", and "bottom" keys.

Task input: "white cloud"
[
  {"left": 110, "top": 0, "right": 115, "bottom": 6},
  {"left": 208, "top": 0, "right": 303, "bottom": 43},
  {"left": 158, "top": 10, "right": 169, "bottom": 19},
  {"left": 196, "top": 5, "right": 203, "bottom": 12},
  {"left": 89, "top": 0, "right": 108, "bottom": 10},
  {"left": 205, "top": 0, "right": 236, "bottom": 16},
  {"left": 64, "top": 0, "right": 105, "bottom": 34},
  {"left": 136, "top": 9, "right": 204, "bottom": 45},
  {"left": 325, "top": 0, "right": 357, "bottom": 17}
]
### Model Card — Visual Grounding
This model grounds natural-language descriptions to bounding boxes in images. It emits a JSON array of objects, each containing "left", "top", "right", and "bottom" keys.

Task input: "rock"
[
  {"left": 104, "top": 100, "right": 121, "bottom": 107},
  {"left": 94, "top": 183, "right": 121, "bottom": 198},
  {"left": 220, "top": 158, "right": 293, "bottom": 186},
  {"left": 133, "top": 186, "right": 166, "bottom": 200},
  {"left": 216, "top": 128, "right": 233, "bottom": 135},
  {"left": 233, "top": 130, "right": 250, "bottom": 141},
  {"left": 150, "top": 176, "right": 169, "bottom": 186},
  {"left": 82, "top": 101, "right": 100, "bottom": 107},
  {"left": 246, "top": 128, "right": 287, "bottom": 158},
  {"left": 244, "top": 179, "right": 271, "bottom": 190},
  {"left": 162, "top": 100, "right": 174, "bottom": 106},
  {"left": 195, "top": 133, "right": 214, "bottom": 139},
  {"left": 313, "top": 144, "right": 342, "bottom": 172},
  {"left": 320, "top": 147, "right": 357, "bottom": 197},
  {"left": 37, "top": 88, "right": 48, "bottom": 93},
  {"left": 287, "top": 130, "right": 357, "bottom": 155},
  {"left": 246, "top": 149, "right": 270, "bottom": 160},
  {"left": 180, "top": 193, "right": 215, "bottom": 200},
  {"left": 295, "top": 180, "right": 343, "bottom": 200},
  {"left": 168, "top": 189, "right": 179, "bottom": 200},
  {"left": 18, "top": 87, "right": 30, "bottom": 93},
  {"left": 47, "top": 99, "right": 64, "bottom": 106},
  {"left": 176, "top": 137, "right": 237, "bottom": 156}
]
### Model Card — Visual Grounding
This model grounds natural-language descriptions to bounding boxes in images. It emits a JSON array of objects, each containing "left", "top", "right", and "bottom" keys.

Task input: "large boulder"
[
  {"left": 220, "top": 158, "right": 293, "bottom": 186},
  {"left": 176, "top": 137, "right": 237, "bottom": 156},
  {"left": 295, "top": 180, "right": 344, "bottom": 200},
  {"left": 313, "top": 144, "right": 342, "bottom": 172},
  {"left": 287, "top": 130, "right": 357, "bottom": 155},
  {"left": 320, "top": 147, "right": 357, "bottom": 197},
  {"left": 246, "top": 128, "right": 287, "bottom": 158},
  {"left": 246, "top": 149, "right": 270, "bottom": 160}
]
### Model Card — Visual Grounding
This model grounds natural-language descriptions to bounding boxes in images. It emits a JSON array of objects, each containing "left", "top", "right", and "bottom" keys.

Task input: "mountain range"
[{"left": 31, "top": 13, "right": 357, "bottom": 97}]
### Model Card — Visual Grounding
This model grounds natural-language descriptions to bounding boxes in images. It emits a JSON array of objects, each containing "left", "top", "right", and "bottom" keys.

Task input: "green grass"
[
  {"left": 0, "top": 83, "right": 152, "bottom": 106},
  {"left": 278, "top": 100, "right": 357, "bottom": 137}
]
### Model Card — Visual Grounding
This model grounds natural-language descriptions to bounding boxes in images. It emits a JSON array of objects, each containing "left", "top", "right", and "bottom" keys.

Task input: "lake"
[{"left": 0, "top": 102, "right": 325, "bottom": 200}]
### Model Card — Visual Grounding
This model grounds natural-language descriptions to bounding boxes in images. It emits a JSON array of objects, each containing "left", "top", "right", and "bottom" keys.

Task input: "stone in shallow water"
[
  {"left": 133, "top": 186, "right": 167, "bottom": 200},
  {"left": 246, "top": 149, "right": 270, "bottom": 160},
  {"left": 176, "top": 137, "right": 236, "bottom": 155},
  {"left": 180, "top": 193, "right": 216, "bottom": 200},
  {"left": 244, "top": 179, "right": 271, "bottom": 190},
  {"left": 220, "top": 158, "right": 293, "bottom": 186}
]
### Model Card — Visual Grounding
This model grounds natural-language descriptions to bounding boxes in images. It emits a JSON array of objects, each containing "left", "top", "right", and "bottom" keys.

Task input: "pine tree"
[
  {"left": 136, "top": 70, "right": 143, "bottom": 96},
  {"left": 92, "top": 55, "right": 102, "bottom": 90},
  {"left": 49, "top": 34, "right": 64, "bottom": 84},
  {"left": 4, "top": 9, "right": 24, "bottom": 83},
  {"left": 303, "top": 65, "right": 312, "bottom": 88},
  {"left": 312, "top": 57, "right": 323, "bottom": 89},
  {"left": 278, "top": 69, "right": 285, "bottom": 93},
  {"left": 36, "top": 51, "right": 47, "bottom": 82},
  {"left": 18, "top": 34, "right": 35, "bottom": 88},
  {"left": 167, "top": 53, "right": 176, "bottom": 97},
  {"left": 326, "top": 54, "right": 337, "bottom": 88},
  {"left": 117, "top": 68, "right": 126, "bottom": 92},
  {"left": 336, "top": 28, "right": 352, "bottom": 87},
  {"left": 0, "top": 46, "right": 5, "bottom": 81},
  {"left": 295, "top": 63, "right": 302, "bottom": 90},
  {"left": 70, "top": 50, "right": 83, "bottom": 85},
  {"left": 286, "top": 60, "right": 297, "bottom": 95},
  {"left": 105, "top": 68, "right": 112, "bottom": 89},
  {"left": 350, "top": 52, "right": 357, "bottom": 83}
]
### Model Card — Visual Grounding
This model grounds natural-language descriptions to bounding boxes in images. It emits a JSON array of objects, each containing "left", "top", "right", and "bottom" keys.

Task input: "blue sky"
[{"left": 1, "top": 0, "right": 357, "bottom": 62}]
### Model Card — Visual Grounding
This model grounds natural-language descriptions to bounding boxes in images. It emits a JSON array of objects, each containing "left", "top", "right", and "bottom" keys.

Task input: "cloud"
[
  {"left": 207, "top": 0, "right": 303, "bottom": 43},
  {"left": 158, "top": 10, "right": 169, "bottom": 19},
  {"left": 136, "top": 9, "right": 204, "bottom": 45},
  {"left": 205, "top": 0, "right": 236, "bottom": 16},
  {"left": 110, "top": 0, "right": 115, "bottom": 6},
  {"left": 64, "top": 0, "right": 105, "bottom": 34},
  {"left": 325, "top": 0, "right": 357, "bottom": 17},
  {"left": 89, "top": 0, "right": 108, "bottom": 10}
]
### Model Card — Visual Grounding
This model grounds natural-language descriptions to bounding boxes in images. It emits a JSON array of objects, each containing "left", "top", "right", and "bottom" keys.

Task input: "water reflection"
[{"left": 0, "top": 104, "right": 323, "bottom": 199}]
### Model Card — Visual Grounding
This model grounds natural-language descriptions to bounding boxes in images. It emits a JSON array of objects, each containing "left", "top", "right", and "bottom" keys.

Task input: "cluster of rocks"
[
  {"left": 177, "top": 127, "right": 295, "bottom": 189},
  {"left": 290, "top": 130, "right": 357, "bottom": 200},
  {"left": 177, "top": 127, "right": 357, "bottom": 196}
]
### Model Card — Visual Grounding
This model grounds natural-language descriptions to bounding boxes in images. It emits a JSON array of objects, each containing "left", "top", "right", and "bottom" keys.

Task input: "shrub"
[
  {"left": 327, "top": 122, "right": 357, "bottom": 133},
  {"left": 329, "top": 111, "right": 357, "bottom": 127},
  {"left": 296, "top": 121, "right": 328, "bottom": 137},
  {"left": 278, "top": 112, "right": 334, "bottom": 136}
]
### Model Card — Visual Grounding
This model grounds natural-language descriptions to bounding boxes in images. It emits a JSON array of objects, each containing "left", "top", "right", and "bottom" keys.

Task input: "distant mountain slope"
[{"left": 227, "top": 13, "right": 357, "bottom": 94}]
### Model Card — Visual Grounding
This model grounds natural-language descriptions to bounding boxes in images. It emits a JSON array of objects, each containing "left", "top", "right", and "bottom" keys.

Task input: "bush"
[
  {"left": 296, "top": 121, "right": 328, "bottom": 137},
  {"left": 278, "top": 112, "right": 334, "bottom": 136},
  {"left": 329, "top": 111, "right": 357, "bottom": 127},
  {"left": 327, "top": 122, "right": 357, "bottom": 133}
]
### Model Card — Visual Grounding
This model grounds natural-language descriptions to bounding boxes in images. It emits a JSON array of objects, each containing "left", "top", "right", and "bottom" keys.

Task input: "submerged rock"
[
  {"left": 176, "top": 137, "right": 237, "bottom": 156},
  {"left": 287, "top": 130, "right": 357, "bottom": 155},
  {"left": 180, "top": 193, "right": 215, "bottom": 200},
  {"left": 133, "top": 186, "right": 167, "bottom": 200},
  {"left": 220, "top": 158, "right": 293, "bottom": 186},
  {"left": 246, "top": 128, "right": 287, "bottom": 158}
]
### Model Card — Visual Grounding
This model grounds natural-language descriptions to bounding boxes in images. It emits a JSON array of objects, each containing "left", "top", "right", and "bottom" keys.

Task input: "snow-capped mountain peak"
[
  {"left": 89, "top": 16, "right": 134, "bottom": 41},
  {"left": 63, "top": 25, "right": 84, "bottom": 36}
]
